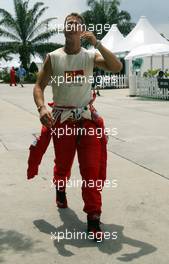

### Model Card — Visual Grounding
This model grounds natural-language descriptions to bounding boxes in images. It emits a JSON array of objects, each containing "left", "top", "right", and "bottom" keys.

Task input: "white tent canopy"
[
  {"left": 125, "top": 43, "right": 169, "bottom": 60},
  {"left": 101, "top": 24, "right": 125, "bottom": 52},
  {"left": 0, "top": 57, "right": 20, "bottom": 68},
  {"left": 0, "top": 54, "right": 43, "bottom": 69},
  {"left": 30, "top": 55, "right": 43, "bottom": 64},
  {"left": 117, "top": 16, "right": 169, "bottom": 53},
  {"left": 0, "top": 58, "right": 7, "bottom": 68},
  {"left": 6, "top": 59, "right": 20, "bottom": 68},
  {"left": 88, "top": 24, "right": 124, "bottom": 55}
]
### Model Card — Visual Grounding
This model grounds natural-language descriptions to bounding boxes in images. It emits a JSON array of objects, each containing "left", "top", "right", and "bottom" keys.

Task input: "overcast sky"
[{"left": 0, "top": 0, "right": 169, "bottom": 43}]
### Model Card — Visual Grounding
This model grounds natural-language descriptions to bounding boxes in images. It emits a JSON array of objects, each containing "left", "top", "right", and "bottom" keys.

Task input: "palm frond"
[
  {"left": 87, "top": 0, "right": 95, "bottom": 8},
  {"left": 30, "top": 30, "right": 57, "bottom": 43},
  {"left": 14, "top": 1, "right": 27, "bottom": 40},
  {"left": 27, "top": 17, "right": 57, "bottom": 41},
  {"left": 32, "top": 42, "right": 62, "bottom": 59},
  {"left": 27, "top": 5, "right": 48, "bottom": 35},
  {"left": 24, "top": 2, "right": 44, "bottom": 34},
  {"left": 23, "top": 0, "right": 29, "bottom": 11},
  {"left": 0, "top": 49, "right": 13, "bottom": 59},
  {"left": 0, "top": 8, "right": 21, "bottom": 37},
  {"left": 28, "top": 1, "right": 44, "bottom": 16},
  {"left": 0, "top": 41, "right": 19, "bottom": 52},
  {"left": 13, "top": 0, "right": 22, "bottom": 17},
  {"left": 32, "top": 42, "right": 62, "bottom": 53},
  {"left": 0, "top": 8, "right": 15, "bottom": 18},
  {"left": 0, "top": 28, "right": 21, "bottom": 41},
  {"left": 118, "top": 10, "right": 131, "bottom": 21}
]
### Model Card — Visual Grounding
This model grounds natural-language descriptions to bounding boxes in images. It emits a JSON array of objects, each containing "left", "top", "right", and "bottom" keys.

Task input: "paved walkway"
[{"left": 0, "top": 84, "right": 169, "bottom": 264}]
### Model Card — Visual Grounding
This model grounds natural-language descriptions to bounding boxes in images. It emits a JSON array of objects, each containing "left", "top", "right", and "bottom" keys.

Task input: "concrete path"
[{"left": 0, "top": 84, "right": 169, "bottom": 264}]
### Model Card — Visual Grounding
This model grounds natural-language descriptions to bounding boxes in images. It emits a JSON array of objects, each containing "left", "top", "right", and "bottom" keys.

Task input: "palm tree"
[
  {"left": 0, "top": 0, "right": 61, "bottom": 69},
  {"left": 82, "top": 0, "right": 135, "bottom": 39},
  {"left": 107, "top": 0, "right": 135, "bottom": 36}
]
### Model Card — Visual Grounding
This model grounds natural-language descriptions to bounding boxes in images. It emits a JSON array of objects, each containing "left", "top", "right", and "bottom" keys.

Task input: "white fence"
[
  {"left": 136, "top": 77, "right": 169, "bottom": 100},
  {"left": 101, "top": 74, "right": 129, "bottom": 89}
]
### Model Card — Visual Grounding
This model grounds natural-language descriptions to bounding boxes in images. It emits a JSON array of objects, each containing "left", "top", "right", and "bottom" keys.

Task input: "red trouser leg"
[
  {"left": 52, "top": 121, "right": 77, "bottom": 190},
  {"left": 77, "top": 120, "right": 107, "bottom": 216},
  {"left": 10, "top": 77, "right": 16, "bottom": 86}
]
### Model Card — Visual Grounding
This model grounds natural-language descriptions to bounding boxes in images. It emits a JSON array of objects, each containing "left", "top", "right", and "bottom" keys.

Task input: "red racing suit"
[{"left": 27, "top": 100, "right": 107, "bottom": 216}]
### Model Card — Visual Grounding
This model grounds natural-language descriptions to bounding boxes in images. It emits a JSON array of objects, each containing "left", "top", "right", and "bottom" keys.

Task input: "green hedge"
[
  {"left": 0, "top": 72, "right": 38, "bottom": 83},
  {"left": 24, "top": 73, "right": 37, "bottom": 83},
  {"left": 0, "top": 72, "right": 10, "bottom": 83}
]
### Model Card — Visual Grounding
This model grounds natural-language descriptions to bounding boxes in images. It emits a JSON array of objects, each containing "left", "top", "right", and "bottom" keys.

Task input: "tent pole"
[
  {"left": 150, "top": 56, "right": 153, "bottom": 70},
  {"left": 161, "top": 55, "right": 164, "bottom": 71}
]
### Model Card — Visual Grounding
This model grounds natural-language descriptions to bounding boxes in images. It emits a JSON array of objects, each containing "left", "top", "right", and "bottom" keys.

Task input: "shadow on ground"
[
  {"left": 34, "top": 208, "right": 157, "bottom": 262},
  {"left": 0, "top": 229, "right": 43, "bottom": 263}
]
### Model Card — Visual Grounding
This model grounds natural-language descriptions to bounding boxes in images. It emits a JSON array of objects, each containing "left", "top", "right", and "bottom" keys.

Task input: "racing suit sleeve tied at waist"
[{"left": 27, "top": 126, "right": 51, "bottom": 179}]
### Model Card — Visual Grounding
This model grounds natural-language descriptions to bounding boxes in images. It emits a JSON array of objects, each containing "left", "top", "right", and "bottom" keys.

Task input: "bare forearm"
[
  {"left": 98, "top": 43, "right": 122, "bottom": 72},
  {"left": 33, "top": 84, "right": 45, "bottom": 108}
]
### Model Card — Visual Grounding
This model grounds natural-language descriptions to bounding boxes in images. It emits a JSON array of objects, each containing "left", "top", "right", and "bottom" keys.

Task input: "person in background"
[
  {"left": 17, "top": 65, "right": 26, "bottom": 87},
  {"left": 157, "top": 70, "right": 164, "bottom": 80},
  {"left": 96, "top": 69, "right": 102, "bottom": 96},
  {"left": 157, "top": 70, "right": 164, "bottom": 87},
  {"left": 92, "top": 68, "right": 101, "bottom": 96},
  {"left": 10, "top": 66, "right": 17, "bottom": 86}
]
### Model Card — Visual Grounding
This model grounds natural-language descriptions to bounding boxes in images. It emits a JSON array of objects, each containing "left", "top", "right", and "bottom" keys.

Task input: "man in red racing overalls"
[{"left": 33, "top": 12, "right": 122, "bottom": 241}]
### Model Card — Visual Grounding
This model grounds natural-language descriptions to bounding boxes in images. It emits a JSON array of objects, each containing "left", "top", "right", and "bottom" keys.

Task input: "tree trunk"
[{"left": 19, "top": 45, "right": 30, "bottom": 70}]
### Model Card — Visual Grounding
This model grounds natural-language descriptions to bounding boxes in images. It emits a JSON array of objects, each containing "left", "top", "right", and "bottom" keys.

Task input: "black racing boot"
[
  {"left": 87, "top": 214, "right": 104, "bottom": 242},
  {"left": 56, "top": 187, "right": 68, "bottom": 208}
]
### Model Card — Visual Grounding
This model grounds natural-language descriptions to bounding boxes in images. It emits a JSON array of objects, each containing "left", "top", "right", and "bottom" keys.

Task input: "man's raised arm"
[{"left": 80, "top": 31, "right": 123, "bottom": 73}]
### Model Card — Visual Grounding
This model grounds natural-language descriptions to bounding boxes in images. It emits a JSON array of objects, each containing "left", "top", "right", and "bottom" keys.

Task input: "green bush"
[
  {"left": 143, "top": 69, "right": 168, "bottom": 78},
  {"left": 164, "top": 69, "right": 169, "bottom": 77},
  {"left": 1, "top": 72, "right": 10, "bottom": 83},
  {"left": 0, "top": 71, "right": 38, "bottom": 84},
  {"left": 24, "top": 72, "right": 37, "bottom": 83}
]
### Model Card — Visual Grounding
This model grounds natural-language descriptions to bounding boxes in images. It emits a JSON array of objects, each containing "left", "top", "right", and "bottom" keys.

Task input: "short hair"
[{"left": 64, "top": 13, "right": 85, "bottom": 25}]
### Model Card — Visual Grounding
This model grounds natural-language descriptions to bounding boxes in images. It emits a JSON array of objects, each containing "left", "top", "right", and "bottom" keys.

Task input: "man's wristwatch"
[
  {"left": 94, "top": 40, "right": 102, "bottom": 49},
  {"left": 37, "top": 105, "right": 46, "bottom": 113}
]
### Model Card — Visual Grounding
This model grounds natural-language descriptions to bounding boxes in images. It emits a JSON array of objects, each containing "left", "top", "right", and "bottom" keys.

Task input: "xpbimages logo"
[
  {"left": 50, "top": 178, "right": 118, "bottom": 191},
  {"left": 50, "top": 74, "right": 119, "bottom": 87},
  {"left": 51, "top": 229, "right": 118, "bottom": 243},
  {"left": 50, "top": 126, "right": 118, "bottom": 138},
  {"left": 50, "top": 22, "right": 111, "bottom": 35}
]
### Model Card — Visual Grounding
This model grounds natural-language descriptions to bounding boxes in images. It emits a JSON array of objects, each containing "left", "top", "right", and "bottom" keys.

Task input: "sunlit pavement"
[{"left": 0, "top": 84, "right": 169, "bottom": 264}]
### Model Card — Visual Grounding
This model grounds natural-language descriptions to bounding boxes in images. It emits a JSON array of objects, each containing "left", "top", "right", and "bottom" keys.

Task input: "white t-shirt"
[{"left": 49, "top": 47, "right": 96, "bottom": 107}]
